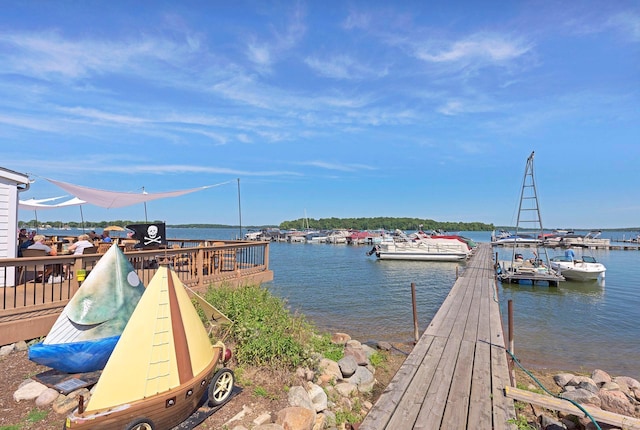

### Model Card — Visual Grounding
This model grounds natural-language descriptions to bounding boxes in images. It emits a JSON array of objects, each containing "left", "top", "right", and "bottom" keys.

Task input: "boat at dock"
[
  {"left": 549, "top": 254, "right": 606, "bottom": 281},
  {"left": 368, "top": 229, "right": 471, "bottom": 261},
  {"left": 495, "top": 152, "right": 564, "bottom": 286}
]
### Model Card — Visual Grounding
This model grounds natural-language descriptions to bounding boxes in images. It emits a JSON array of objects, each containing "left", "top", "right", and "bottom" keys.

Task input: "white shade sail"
[
  {"left": 19, "top": 196, "right": 86, "bottom": 210},
  {"left": 47, "top": 178, "right": 230, "bottom": 209}
]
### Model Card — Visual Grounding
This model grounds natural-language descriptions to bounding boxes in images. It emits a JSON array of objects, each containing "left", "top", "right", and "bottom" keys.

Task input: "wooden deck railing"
[{"left": 0, "top": 240, "right": 273, "bottom": 346}]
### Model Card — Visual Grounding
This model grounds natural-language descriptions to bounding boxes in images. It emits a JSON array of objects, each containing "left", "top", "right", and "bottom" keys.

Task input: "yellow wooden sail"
[{"left": 86, "top": 266, "right": 214, "bottom": 412}]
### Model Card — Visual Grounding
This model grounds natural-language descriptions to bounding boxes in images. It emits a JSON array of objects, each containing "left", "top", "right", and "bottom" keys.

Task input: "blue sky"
[{"left": 2, "top": 1, "right": 638, "bottom": 229}]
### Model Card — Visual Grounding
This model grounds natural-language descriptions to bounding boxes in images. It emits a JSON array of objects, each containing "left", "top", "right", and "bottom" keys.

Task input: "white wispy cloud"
[
  {"left": 304, "top": 54, "right": 389, "bottom": 80},
  {"left": 414, "top": 33, "right": 532, "bottom": 64},
  {"left": 296, "top": 160, "right": 376, "bottom": 172},
  {"left": 0, "top": 31, "right": 199, "bottom": 80},
  {"left": 607, "top": 11, "right": 640, "bottom": 42},
  {"left": 436, "top": 99, "right": 494, "bottom": 116},
  {"left": 245, "top": 3, "right": 307, "bottom": 71}
]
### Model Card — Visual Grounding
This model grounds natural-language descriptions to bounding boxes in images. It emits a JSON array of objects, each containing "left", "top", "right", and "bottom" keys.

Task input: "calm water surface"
[{"left": 47, "top": 227, "right": 640, "bottom": 379}]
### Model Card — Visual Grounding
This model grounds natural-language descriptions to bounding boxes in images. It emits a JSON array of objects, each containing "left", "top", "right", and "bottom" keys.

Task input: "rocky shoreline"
[
  {"left": 3, "top": 332, "right": 404, "bottom": 430},
  {"left": 4, "top": 333, "right": 640, "bottom": 430}
]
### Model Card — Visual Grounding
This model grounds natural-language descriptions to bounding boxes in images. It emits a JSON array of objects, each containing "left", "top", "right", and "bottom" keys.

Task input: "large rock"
[
  {"left": 598, "top": 389, "right": 635, "bottom": 416},
  {"left": 334, "top": 382, "right": 358, "bottom": 397},
  {"left": 13, "top": 379, "right": 47, "bottom": 401},
  {"left": 576, "top": 379, "right": 599, "bottom": 394},
  {"left": 361, "top": 343, "right": 377, "bottom": 359},
  {"left": 288, "top": 386, "right": 313, "bottom": 411},
  {"left": 15, "top": 340, "right": 28, "bottom": 352},
  {"left": 312, "top": 412, "right": 326, "bottom": 430},
  {"left": 318, "top": 358, "right": 341, "bottom": 385},
  {"left": 306, "top": 382, "right": 327, "bottom": 412},
  {"left": 614, "top": 376, "right": 640, "bottom": 391},
  {"left": 591, "top": 369, "right": 611, "bottom": 386},
  {"left": 345, "top": 366, "right": 375, "bottom": 393},
  {"left": 569, "top": 375, "right": 595, "bottom": 387},
  {"left": 344, "top": 346, "right": 368, "bottom": 366},
  {"left": 36, "top": 388, "right": 60, "bottom": 407},
  {"left": 338, "top": 355, "right": 358, "bottom": 378},
  {"left": 275, "top": 406, "right": 316, "bottom": 430},
  {"left": 0, "top": 344, "right": 14, "bottom": 356},
  {"left": 376, "top": 341, "right": 392, "bottom": 351},
  {"left": 331, "top": 333, "right": 351, "bottom": 345},
  {"left": 554, "top": 373, "right": 575, "bottom": 388},
  {"left": 560, "top": 388, "right": 601, "bottom": 408}
]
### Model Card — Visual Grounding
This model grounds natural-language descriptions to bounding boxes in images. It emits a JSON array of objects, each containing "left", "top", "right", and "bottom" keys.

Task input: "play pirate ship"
[{"left": 64, "top": 265, "right": 234, "bottom": 430}]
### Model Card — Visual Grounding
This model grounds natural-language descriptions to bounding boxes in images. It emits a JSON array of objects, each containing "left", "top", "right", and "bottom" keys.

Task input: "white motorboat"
[
  {"left": 549, "top": 255, "right": 606, "bottom": 281},
  {"left": 491, "top": 233, "right": 540, "bottom": 246}
]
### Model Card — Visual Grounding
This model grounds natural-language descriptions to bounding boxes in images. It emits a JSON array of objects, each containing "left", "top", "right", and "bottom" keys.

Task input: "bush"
[{"left": 205, "top": 284, "right": 339, "bottom": 369}]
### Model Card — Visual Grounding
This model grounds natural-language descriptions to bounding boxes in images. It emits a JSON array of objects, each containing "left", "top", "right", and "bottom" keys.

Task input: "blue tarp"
[{"left": 29, "top": 335, "right": 120, "bottom": 374}]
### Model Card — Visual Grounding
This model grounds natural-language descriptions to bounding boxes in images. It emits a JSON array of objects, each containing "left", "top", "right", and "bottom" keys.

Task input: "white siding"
[{"left": 0, "top": 168, "right": 30, "bottom": 286}]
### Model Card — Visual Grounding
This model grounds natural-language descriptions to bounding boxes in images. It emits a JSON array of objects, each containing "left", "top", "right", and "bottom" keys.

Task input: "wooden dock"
[{"left": 360, "top": 244, "right": 516, "bottom": 429}]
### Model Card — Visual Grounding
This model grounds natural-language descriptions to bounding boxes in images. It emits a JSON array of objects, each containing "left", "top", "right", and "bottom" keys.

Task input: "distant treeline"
[
  {"left": 279, "top": 217, "right": 494, "bottom": 232},
  {"left": 19, "top": 220, "right": 165, "bottom": 229}
]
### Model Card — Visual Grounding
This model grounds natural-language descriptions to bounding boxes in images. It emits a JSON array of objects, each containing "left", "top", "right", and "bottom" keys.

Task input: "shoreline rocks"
[
  {"left": 532, "top": 369, "right": 640, "bottom": 430},
  {"left": 7, "top": 333, "right": 392, "bottom": 430}
]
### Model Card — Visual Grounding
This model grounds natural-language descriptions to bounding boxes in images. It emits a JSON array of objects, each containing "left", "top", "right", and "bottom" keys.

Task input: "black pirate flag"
[{"left": 126, "top": 223, "right": 166, "bottom": 248}]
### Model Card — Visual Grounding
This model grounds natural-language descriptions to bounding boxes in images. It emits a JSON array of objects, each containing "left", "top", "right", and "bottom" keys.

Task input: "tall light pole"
[{"left": 237, "top": 178, "right": 242, "bottom": 240}]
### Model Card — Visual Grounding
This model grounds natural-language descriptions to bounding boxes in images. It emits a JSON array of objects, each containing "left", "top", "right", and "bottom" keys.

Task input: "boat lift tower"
[{"left": 498, "top": 151, "right": 564, "bottom": 286}]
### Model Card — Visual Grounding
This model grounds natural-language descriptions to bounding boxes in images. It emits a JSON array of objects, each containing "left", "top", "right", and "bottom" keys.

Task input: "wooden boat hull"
[{"left": 65, "top": 349, "right": 221, "bottom": 430}]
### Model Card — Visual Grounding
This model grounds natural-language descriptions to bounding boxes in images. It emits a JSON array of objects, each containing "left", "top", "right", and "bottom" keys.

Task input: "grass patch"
[
  {"left": 26, "top": 408, "right": 48, "bottom": 422},
  {"left": 507, "top": 414, "right": 537, "bottom": 430},
  {"left": 0, "top": 425, "right": 20, "bottom": 430},
  {"left": 205, "top": 284, "right": 344, "bottom": 370}
]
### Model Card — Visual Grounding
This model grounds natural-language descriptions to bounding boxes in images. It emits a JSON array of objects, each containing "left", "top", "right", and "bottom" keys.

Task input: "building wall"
[{"left": 0, "top": 168, "right": 30, "bottom": 285}]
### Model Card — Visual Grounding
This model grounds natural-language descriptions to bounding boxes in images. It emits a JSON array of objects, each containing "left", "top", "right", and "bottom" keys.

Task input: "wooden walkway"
[{"left": 360, "top": 244, "right": 516, "bottom": 429}]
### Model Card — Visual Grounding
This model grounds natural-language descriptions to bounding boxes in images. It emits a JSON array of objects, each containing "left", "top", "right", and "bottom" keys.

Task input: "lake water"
[{"left": 43, "top": 227, "right": 640, "bottom": 379}]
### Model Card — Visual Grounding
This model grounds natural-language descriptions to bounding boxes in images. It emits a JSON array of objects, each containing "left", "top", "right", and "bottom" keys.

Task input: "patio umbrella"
[{"left": 103, "top": 226, "right": 125, "bottom": 232}]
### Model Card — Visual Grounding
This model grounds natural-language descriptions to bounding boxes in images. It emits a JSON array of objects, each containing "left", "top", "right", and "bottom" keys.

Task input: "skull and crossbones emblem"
[{"left": 144, "top": 225, "right": 162, "bottom": 245}]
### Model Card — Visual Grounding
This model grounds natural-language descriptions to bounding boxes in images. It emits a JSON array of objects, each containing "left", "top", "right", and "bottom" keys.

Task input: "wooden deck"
[
  {"left": 0, "top": 240, "right": 273, "bottom": 346},
  {"left": 360, "top": 244, "right": 516, "bottom": 430}
]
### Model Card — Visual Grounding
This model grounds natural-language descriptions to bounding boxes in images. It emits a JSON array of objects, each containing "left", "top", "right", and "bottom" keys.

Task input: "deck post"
[
  {"left": 411, "top": 282, "right": 419, "bottom": 343},
  {"left": 508, "top": 299, "right": 515, "bottom": 385}
]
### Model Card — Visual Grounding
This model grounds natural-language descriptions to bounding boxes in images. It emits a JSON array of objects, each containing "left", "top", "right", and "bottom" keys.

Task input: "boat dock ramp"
[
  {"left": 492, "top": 241, "right": 640, "bottom": 251},
  {"left": 360, "top": 244, "right": 517, "bottom": 429}
]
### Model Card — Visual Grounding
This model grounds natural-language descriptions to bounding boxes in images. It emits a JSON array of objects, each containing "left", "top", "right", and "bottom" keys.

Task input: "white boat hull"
[
  {"left": 377, "top": 251, "right": 468, "bottom": 261},
  {"left": 374, "top": 238, "right": 470, "bottom": 262},
  {"left": 550, "top": 261, "right": 606, "bottom": 281}
]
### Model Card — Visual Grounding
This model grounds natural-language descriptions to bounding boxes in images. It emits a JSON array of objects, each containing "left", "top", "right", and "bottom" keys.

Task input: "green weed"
[
  {"left": 205, "top": 284, "right": 335, "bottom": 370},
  {"left": 507, "top": 414, "right": 536, "bottom": 430},
  {"left": 26, "top": 408, "right": 48, "bottom": 422}
]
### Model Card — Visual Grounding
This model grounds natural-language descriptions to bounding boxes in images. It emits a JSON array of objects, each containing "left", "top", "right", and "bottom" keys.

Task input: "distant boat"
[
  {"left": 64, "top": 265, "right": 234, "bottom": 429},
  {"left": 29, "top": 245, "right": 145, "bottom": 373}
]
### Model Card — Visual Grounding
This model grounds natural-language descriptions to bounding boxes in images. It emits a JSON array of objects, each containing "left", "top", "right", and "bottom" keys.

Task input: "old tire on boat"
[
  {"left": 124, "top": 418, "right": 155, "bottom": 430},
  {"left": 208, "top": 368, "right": 234, "bottom": 406}
]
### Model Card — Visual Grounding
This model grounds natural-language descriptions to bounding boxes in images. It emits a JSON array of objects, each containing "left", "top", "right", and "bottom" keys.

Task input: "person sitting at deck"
[
  {"left": 17, "top": 230, "right": 35, "bottom": 257},
  {"left": 88, "top": 230, "right": 99, "bottom": 242},
  {"left": 28, "top": 235, "right": 57, "bottom": 256},
  {"left": 27, "top": 235, "right": 58, "bottom": 282},
  {"left": 101, "top": 231, "right": 112, "bottom": 243},
  {"left": 67, "top": 234, "right": 94, "bottom": 255}
]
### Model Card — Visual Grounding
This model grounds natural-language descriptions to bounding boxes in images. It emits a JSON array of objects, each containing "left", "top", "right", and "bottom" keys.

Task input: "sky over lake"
[{"left": 2, "top": 1, "right": 638, "bottom": 228}]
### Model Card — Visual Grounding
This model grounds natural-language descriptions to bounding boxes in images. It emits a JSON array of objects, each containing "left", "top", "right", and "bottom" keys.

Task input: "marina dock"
[{"left": 360, "top": 243, "right": 516, "bottom": 429}]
